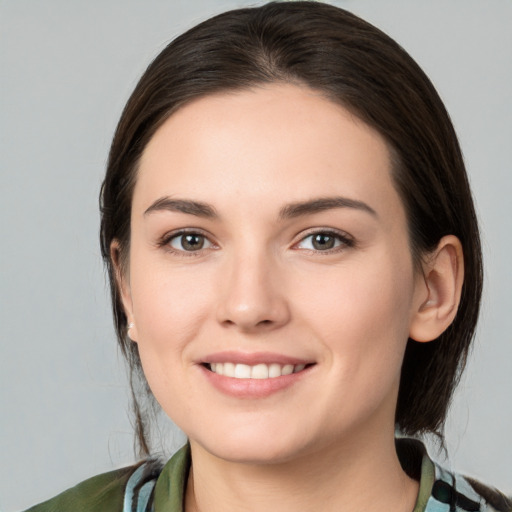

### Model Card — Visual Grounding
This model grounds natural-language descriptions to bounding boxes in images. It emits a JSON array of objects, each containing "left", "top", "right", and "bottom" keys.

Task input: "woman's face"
[{"left": 121, "top": 84, "right": 427, "bottom": 463}]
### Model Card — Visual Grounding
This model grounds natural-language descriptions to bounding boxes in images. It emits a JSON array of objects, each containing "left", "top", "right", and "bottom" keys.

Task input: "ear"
[
  {"left": 409, "top": 235, "right": 464, "bottom": 343},
  {"left": 110, "top": 240, "right": 139, "bottom": 342}
]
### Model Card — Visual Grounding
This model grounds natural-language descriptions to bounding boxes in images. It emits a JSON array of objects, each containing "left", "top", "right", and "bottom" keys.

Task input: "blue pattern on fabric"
[
  {"left": 425, "top": 460, "right": 491, "bottom": 512},
  {"left": 120, "top": 444, "right": 508, "bottom": 512},
  {"left": 123, "top": 462, "right": 158, "bottom": 512}
]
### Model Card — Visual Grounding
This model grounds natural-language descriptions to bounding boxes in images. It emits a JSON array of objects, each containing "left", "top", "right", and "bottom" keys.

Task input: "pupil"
[
  {"left": 313, "top": 233, "right": 334, "bottom": 250},
  {"left": 182, "top": 234, "right": 204, "bottom": 251}
]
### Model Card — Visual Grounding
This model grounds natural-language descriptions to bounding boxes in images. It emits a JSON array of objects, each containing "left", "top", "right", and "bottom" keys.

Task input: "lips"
[{"left": 199, "top": 352, "right": 315, "bottom": 398}]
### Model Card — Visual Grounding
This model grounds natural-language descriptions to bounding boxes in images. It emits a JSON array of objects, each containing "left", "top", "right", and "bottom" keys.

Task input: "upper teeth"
[{"left": 209, "top": 362, "right": 306, "bottom": 379}]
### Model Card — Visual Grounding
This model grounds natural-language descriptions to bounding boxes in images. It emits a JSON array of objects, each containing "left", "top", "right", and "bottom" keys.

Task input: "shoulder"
[
  {"left": 396, "top": 438, "right": 511, "bottom": 512},
  {"left": 428, "top": 457, "right": 511, "bottom": 512},
  {"left": 23, "top": 459, "right": 162, "bottom": 512}
]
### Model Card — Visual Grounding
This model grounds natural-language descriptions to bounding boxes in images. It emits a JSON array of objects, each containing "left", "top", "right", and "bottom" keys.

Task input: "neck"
[{"left": 185, "top": 430, "right": 419, "bottom": 512}]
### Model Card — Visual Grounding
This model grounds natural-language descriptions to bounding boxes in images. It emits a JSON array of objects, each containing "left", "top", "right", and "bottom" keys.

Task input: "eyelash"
[
  {"left": 158, "top": 229, "right": 216, "bottom": 257},
  {"left": 294, "top": 229, "right": 355, "bottom": 254},
  {"left": 158, "top": 228, "right": 354, "bottom": 256}
]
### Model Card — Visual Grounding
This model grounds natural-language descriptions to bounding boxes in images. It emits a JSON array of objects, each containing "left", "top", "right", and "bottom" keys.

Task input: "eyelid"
[
  {"left": 158, "top": 228, "right": 218, "bottom": 255},
  {"left": 157, "top": 227, "right": 354, "bottom": 255},
  {"left": 293, "top": 228, "right": 355, "bottom": 252}
]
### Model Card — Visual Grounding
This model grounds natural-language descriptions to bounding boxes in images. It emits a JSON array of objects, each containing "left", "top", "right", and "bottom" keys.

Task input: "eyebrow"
[
  {"left": 144, "top": 198, "right": 218, "bottom": 218},
  {"left": 278, "top": 196, "right": 377, "bottom": 220},
  {"left": 144, "top": 196, "right": 377, "bottom": 220}
]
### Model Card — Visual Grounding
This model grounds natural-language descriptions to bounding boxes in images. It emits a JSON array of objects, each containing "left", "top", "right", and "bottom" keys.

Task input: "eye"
[
  {"left": 168, "top": 232, "right": 214, "bottom": 252},
  {"left": 295, "top": 231, "right": 352, "bottom": 252}
]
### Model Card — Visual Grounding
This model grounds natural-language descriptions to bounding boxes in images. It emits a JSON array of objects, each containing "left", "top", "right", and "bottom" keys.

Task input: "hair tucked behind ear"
[{"left": 100, "top": 1, "right": 482, "bottom": 456}]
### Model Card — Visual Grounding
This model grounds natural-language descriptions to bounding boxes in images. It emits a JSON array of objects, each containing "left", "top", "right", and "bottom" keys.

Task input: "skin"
[{"left": 115, "top": 83, "right": 463, "bottom": 512}]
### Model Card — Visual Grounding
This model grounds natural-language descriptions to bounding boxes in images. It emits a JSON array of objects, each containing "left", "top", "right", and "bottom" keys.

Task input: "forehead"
[{"left": 134, "top": 83, "right": 402, "bottom": 223}]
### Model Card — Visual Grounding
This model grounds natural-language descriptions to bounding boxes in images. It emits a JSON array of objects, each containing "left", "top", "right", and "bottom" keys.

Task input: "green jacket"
[{"left": 24, "top": 439, "right": 511, "bottom": 512}]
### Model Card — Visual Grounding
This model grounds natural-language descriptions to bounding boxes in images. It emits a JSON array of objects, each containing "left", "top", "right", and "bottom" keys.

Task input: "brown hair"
[{"left": 100, "top": 1, "right": 483, "bottom": 456}]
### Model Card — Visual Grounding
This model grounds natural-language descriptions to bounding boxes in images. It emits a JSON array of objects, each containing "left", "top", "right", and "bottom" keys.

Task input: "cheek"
[
  {"left": 127, "top": 260, "right": 216, "bottom": 416},
  {"left": 294, "top": 254, "right": 415, "bottom": 373},
  {"left": 128, "top": 252, "right": 214, "bottom": 360}
]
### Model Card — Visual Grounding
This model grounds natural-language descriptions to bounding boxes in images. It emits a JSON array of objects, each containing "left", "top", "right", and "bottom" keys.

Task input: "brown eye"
[
  {"left": 296, "top": 231, "right": 352, "bottom": 252},
  {"left": 169, "top": 233, "right": 212, "bottom": 252},
  {"left": 312, "top": 233, "right": 336, "bottom": 250}
]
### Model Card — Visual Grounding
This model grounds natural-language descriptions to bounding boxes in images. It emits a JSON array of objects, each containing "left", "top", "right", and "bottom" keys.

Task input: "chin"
[
  {"left": 190, "top": 423, "right": 318, "bottom": 466},
  {"left": 211, "top": 443, "right": 302, "bottom": 465}
]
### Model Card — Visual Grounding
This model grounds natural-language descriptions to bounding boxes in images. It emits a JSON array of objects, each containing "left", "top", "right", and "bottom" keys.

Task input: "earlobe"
[
  {"left": 110, "top": 240, "right": 139, "bottom": 342},
  {"left": 409, "top": 235, "right": 464, "bottom": 343}
]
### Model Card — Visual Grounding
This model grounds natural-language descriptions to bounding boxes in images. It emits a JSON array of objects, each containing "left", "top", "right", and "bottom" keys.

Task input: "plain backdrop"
[{"left": 1, "top": 1, "right": 511, "bottom": 510}]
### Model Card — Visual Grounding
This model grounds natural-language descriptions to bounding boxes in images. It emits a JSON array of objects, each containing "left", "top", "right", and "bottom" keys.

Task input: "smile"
[
  {"left": 207, "top": 362, "right": 307, "bottom": 379},
  {"left": 200, "top": 355, "right": 315, "bottom": 398}
]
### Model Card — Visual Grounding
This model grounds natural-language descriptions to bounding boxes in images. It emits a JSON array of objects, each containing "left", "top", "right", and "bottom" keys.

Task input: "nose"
[{"left": 216, "top": 249, "right": 291, "bottom": 333}]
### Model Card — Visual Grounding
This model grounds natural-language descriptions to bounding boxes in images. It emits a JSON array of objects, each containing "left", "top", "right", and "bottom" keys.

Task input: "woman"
[{"left": 24, "top": 2, "right": 510, "bottom": 511}]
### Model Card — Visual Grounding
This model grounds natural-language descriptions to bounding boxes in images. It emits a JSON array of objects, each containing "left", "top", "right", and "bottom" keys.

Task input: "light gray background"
[{"left": 1, "top": 1, "right": 511, "bottom": 510}]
